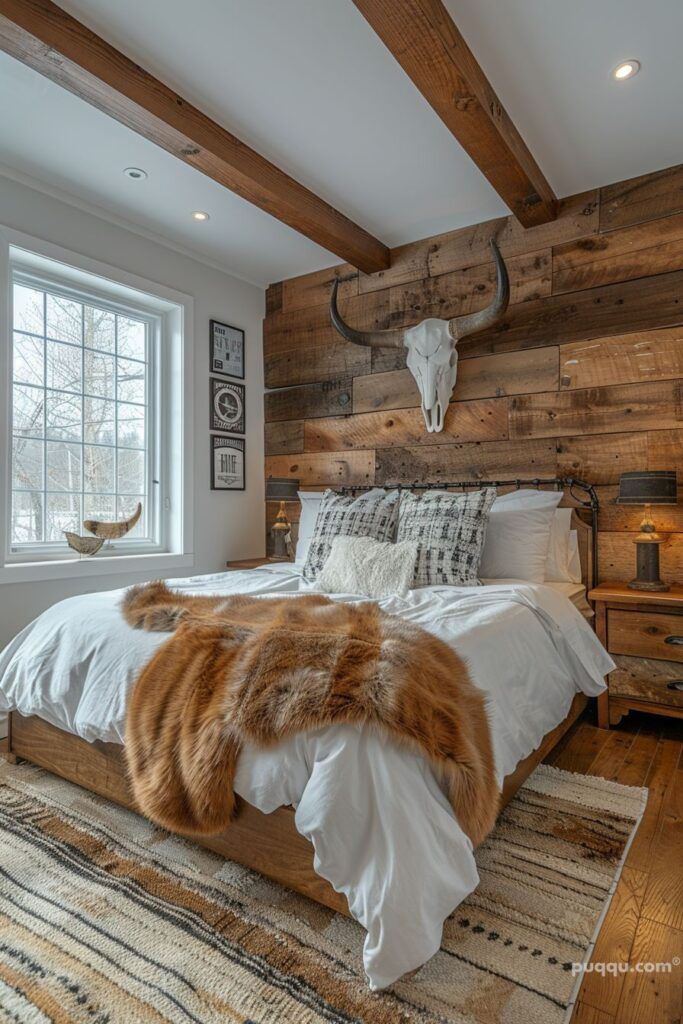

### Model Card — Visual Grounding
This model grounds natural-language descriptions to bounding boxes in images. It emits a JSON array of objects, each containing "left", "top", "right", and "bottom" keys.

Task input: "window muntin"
[{"left": 10, "top": 275, "right": 157, "bottom": 554}]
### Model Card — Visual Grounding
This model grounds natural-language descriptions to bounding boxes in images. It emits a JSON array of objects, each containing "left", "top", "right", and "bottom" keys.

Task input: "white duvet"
[{"left": 0, "top": 564, "right": 613, "bottom": 990}]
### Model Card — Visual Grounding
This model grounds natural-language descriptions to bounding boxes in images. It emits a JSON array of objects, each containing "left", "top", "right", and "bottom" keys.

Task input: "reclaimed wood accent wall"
[{"left": 263, "top": 163, "right": 683, "bottom": 582}]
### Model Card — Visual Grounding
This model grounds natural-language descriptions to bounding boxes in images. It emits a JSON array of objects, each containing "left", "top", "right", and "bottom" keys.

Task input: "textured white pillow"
[
  {"left": 316, "top": 536, "right": 419, "bottom": 598},
  {"left": 295, "top": 488, "right": 390, "bottom": 563}
]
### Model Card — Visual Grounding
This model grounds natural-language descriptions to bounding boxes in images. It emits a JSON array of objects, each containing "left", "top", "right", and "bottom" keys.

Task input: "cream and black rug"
[{"left": 0, "top": 759, "right": 646, "bottom": 1024}]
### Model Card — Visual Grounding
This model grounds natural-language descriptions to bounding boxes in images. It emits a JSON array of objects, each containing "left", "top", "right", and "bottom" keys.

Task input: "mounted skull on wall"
[{"left": 330, "top": 239, "right": 510, "bottom": 433}]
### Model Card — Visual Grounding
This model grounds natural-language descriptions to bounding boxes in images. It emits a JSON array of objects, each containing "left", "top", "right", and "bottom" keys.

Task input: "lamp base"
[
  {"left": 628, "top": 536, "right": 669, "bottom": 592},
  {"left": 627, "top": 578, "right": 670, "bottom": 592}
]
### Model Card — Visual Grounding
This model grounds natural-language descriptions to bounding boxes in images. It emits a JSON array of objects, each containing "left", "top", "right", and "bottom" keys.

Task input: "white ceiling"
[{"left": 0, "top": 0, "right": 681, "bottom": 287}]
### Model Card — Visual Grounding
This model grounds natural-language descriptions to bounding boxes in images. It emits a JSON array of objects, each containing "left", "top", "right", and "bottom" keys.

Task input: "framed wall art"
[
  {"left": 209, "top": 377, "right": 245, "bottom": 434},
  {"left": 210, "top": 320, "right": 245, "bottom": 380},
  {"left": 210, "top": 435, "right": 245, "bottom": 491}
]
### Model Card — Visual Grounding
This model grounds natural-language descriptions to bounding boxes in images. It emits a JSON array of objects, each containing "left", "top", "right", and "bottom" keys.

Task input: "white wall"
[{"left": 0, "top": 173, "right": 265, "bottom": 651}]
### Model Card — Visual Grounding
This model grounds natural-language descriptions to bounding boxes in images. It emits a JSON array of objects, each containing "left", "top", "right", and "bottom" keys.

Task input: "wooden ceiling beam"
[
  {"left": 352, "top": 0, "right": 558, "bottom": 227},
  {"left": 0, "top": 0, "right": 391, "bottom": 274}
]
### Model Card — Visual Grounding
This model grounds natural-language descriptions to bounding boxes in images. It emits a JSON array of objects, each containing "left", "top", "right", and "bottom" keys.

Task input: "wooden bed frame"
[{"left": 3, "top": 480, "right": 597, "bottom": 917}]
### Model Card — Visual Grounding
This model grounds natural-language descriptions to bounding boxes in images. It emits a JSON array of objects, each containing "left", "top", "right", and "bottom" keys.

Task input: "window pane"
[
  {"left": 46, "top": 441, "right": 82, "bottom": 492},
  {"left": 46, "top": 340, "right": 82, "bottom": 394},
  {"left": 13, "top": 333, "right": 44, "bottom": 386},
  {"left": 117, "top": 495, "right": 145, "bottom": 539},
  {"left": 117, "top": 448, "right": 145, "bottom": 494},
  {"left": 13, "top": 385, "right": 44, "bottom": 438},
  {"left": 84, "top": 349, "right": 115, "bottom": 399},
  {"left": 84, "top": 306, "right": 115, "bottom": 352},
  {"left": 46, "top": 390, "right": 82, "bottom": 442},
  {"left": 83, "top": 445, "right": 114, "bottom": 493},
  {"left": 117, "top": 317, "right": 146, "bottom": 361},
  {"left": 83, "top": 494, "right": 115, "bottom": 522},
  {"left": 12, "top": 437, "right": 43, "bottom": 490},
  {"left": 117, "top": 357, "right": 146, "bottom": 404},
  {"left": 12, "top": 491, "right": 43, "bottom": 544},
  {"left": 46, "top": 293, "right": 82, "bottom": 345},
  {"left": 84, "top": 397, "right": 115, "bottom": 445},
  {"left": 13, "top": 284, "right": 44, "bottom": 335},
  {"left": 117, "top": 402, "right": 145, "bottom": 448},
  {"left": 46, "top": 492, "right": 81, "bottom": 541}
]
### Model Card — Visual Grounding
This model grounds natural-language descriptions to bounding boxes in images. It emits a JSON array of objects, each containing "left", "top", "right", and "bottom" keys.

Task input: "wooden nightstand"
[
  {"left": 225, "top": 557, "right": 278, "bottom": 570},
  {"left": 588, "top": 582, "right": 683, "bottom": 728}
]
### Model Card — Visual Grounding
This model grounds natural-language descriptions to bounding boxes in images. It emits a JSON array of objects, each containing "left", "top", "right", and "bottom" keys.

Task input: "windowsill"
[{"left": 0, "top": 550, "right": 194, "bottom": 584}]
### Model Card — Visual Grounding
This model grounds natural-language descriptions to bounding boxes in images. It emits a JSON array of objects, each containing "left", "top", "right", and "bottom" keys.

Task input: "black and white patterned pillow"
[
  {"left": 397, "top": 488, "right": 496, "bottom": 587},
  {"left": 302, "top": 489, "right": 399, "bottom": 581}
]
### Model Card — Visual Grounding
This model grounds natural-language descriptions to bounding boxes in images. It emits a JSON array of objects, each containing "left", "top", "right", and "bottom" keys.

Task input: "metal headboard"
[{"left": 334, "top": 477, "right": 599, "bottom": 591}]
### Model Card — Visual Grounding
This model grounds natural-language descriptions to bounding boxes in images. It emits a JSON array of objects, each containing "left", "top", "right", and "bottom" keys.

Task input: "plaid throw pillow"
[
  {"left": 397, "top": 488, "right": 496, "bottom": 587},
  {"left": 302, "top": 489, "right": 399, "bottom": 581}
]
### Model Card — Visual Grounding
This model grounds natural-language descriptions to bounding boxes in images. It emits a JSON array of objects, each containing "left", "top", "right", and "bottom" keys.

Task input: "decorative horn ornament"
[
  {"left": 63, "top": 532, "right": 105, "bottom": 557},
  {"left": 330, "top": 239, "right": 509, "bottom": 432},
  {"left": 83, "top": 501, "right": 142, "bottom": 540}
]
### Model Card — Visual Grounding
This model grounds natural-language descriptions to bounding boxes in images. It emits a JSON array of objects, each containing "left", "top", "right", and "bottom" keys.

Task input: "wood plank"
[
  {"left": 599, "top": 497, "right": 683, "bottom": 534},
  {"left": 648, "top": 427, "right": 683, "bottom": 483},
  {"left": 303, "top": 397, "right": 508, "bottom": 453},
  {"left": 457, "top": 269, "right": 683, "bottom": 360},
  {"left": 577, "top": 866, "right": 647, "bottom": 1017},
  {"left": 598, "top": 533, "right": 683, "bottom": 586},
  {"left": 510, "top": 380, "right": 683, "bottom": 441},
  {"left": 556, "top": 431, "right": 648, "bottom": 486},
  {"left": 281, "top": 264, "right": 359, "bottom": 314},
  {"left": 626, "top": 737, "right": 681, "bottom": 873},
  {"left": 570, "top": 1004, "right": 614, "bottom": 1024},
  {"left": 553, "top": 211, "right": 683, "bottom": 294},
  {"left": 265, "top": 378, "right": 354, "bottom": 423},
  {"left": 617, "top": 728, "right": 661, "bottom": 788},
  {"left": 264, "top": 450, "right": 375, "bottom": 487},
  {"left": 549, "top": 719, "right": 611, "bottom": 775},
  {"left": 265, "top": 343, "right": 370, "bottom": 391},
  {"left": 374, "top": 437, "right": 556, "bottom": 485},
  {"left": 615, "top": 918, "right": 683, "bottom": 1024},
  {"left": 587, "top": 724, "right": 638, "bottom": 781},
  {"left": 608, "top": 609, "right": 683, "bottom": 664},
  {"left": 265, "top": 282, "right": 283, "bottom": 316},
  {"left": 352, "top": 0, "right": 557, "bottom": 227},
  {"left": 264, "top": 290, "right": 391, "bottom": 356},
  {"left": 639, "top": 765, "right": 683, "bottom": 931},
  {"left": 0, "top": 0, "right": 389, "bottom": 274},
  {"left": 600, "top": 163, "right": 683, "bottom": 232},
  {"left": 609, "top": 656, "right": 683, "bottom": 710},
  {"left": 353, "top": 346, "right": 559, "bottom": 414},
  {"left": 559, "top": 328, "right": 683, "bottom": 391},
  {"left": 388, "top": 249, "right": 551, "bottom": 328},
  {"left": 264, "top": 420, "right": 304, "bottom": 456}
]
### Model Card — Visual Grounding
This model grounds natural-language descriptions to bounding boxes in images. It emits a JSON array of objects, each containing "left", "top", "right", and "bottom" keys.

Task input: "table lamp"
[
  {"left": 265, "top": 477, "right": 300, "bottom": 560},
  {"left": 616, "top": 471, "right": 678, "bottom": 591}
]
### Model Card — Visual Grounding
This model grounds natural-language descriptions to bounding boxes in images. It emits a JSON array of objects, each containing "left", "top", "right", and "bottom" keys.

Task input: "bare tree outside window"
[{"left": 11, "top": 281, "right": 151, "bottom": 548}]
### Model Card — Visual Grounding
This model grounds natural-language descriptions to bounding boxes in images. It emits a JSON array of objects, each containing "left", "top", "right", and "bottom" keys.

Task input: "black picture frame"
[
  {"left": 210, "top": 435, "right": 245, "bottom": 491},
  {"left": 209, "top": 377, "right": 245, "bottom": 434},
  {"left": 210, "top": 320, "right": 245, "bottom": 380}
]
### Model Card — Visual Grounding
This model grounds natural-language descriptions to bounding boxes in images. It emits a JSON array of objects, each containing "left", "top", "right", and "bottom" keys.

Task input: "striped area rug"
[{"left": 0, "top": 760, "right": 645, "bottom": 1024}]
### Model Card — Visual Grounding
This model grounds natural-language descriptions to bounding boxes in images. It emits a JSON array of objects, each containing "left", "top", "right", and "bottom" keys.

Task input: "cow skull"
[{"left": 330, "top": 239, "right": 510, "bottom": 433}]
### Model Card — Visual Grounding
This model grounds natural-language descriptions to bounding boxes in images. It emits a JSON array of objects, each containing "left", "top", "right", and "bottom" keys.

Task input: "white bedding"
[{"left": 0, "top": 564, "right": 613, "bottom": 990}]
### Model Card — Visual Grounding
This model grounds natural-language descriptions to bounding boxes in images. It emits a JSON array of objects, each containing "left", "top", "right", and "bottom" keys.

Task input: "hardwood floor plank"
[
  {"left": 570, "top": 1003, "right": 614, "bottom": 1024},
  {"left": 587, "top": 725, "right": 639, "bottom": 782},
  {"left": 626, "top": 737, "right": 681, "bottom": 873},
  {"left": 614, "top": 919, "right": 683, "bottom": 1024},
  {"left": 617, "top": 728, "right": 661, "bottom": 788},
  {"left": 639, "top": 766, "right": 683, "bottom": 931},
  {"left": 550, "top": 720, "right": 611, "bottom": 775},
  {"left": 577, "top": 866, "right": 647, "bottom": 1017}
]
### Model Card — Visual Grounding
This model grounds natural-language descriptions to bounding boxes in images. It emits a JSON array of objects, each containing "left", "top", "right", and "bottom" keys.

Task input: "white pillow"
[
  {"left": 316, "top": 536, "right": 419, "bottom": 598},
  {"left": 493, "top": 490, "right": 579, "bottom": 582},
  {"left": 567, "top": 530, "right": 582, "bottom": 583},
  {"left": 479, "top": 504, "right": 557, "bottom": 583},
  {"left": 545, "top": 507, "right": 573, "bottom": 581}
]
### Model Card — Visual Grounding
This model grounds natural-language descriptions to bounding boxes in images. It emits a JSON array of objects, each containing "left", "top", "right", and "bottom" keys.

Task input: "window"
[{"left": 11, "top": 275, "right": 158, "bottom": 553}]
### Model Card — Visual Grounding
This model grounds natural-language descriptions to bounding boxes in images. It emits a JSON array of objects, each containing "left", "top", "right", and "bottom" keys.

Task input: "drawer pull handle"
[
  {"left": 667, "top": 681, "right": 683, "bottom": 692},
  {"left": 665, "top": 636, "right": 683, "bottom": 645}
]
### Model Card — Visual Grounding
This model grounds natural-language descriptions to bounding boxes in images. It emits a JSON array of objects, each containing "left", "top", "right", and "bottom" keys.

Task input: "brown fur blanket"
[{"left": 122, "top": 581, "right": 498, "bottom": 846}]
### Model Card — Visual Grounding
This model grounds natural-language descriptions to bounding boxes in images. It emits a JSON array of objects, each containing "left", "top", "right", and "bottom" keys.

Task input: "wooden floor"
[
  {"left": 2, "top": 709, "right": 682, "bottom": 1021},
  {"left": 543, "top": 708, "right": 683, "bottom": 1024}
]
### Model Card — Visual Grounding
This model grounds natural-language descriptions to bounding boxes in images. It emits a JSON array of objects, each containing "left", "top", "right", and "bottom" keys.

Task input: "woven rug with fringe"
[{"left": 0, "top": 759, "right": 646, "bottom": 1024}]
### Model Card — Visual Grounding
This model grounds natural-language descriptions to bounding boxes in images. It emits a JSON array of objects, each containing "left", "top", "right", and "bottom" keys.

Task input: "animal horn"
[
  {"left": 448, "top": 239, "right": 510, "bottom": 340},
  {"left": 329, "top": 278, "right": 404, "bottom": 349},
  {"left": 83, "top": 501, "right": 142, "bottom": 540}
]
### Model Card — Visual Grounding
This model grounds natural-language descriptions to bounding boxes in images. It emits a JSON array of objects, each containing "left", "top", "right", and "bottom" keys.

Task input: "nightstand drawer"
[
  {"left": 608, "top": 609, "right": 683, "bottom": 663},
  {"left": 610, "top": 655, "right": 683, "bottom": 709}
]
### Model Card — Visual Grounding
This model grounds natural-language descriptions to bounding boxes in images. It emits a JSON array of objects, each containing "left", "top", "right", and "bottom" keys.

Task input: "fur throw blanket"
[{"left": 122, "top": 581, "right": 498, "bottom": 846}]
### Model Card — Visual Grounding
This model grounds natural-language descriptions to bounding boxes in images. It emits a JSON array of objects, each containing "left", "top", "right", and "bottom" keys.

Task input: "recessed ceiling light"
[
  {"left": 123, "top": 167, "right": 148, "bottom": 180},
  {"left": 612, "top": 60, "right": 640, "bottom": 81},
  {"left": 191, "top": 211, "right": 210, "bottom": 222}
]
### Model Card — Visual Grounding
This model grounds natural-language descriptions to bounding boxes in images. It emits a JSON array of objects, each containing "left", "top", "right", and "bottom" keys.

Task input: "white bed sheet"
[{"left": 0, "top": 564, "right": 613, "bottom": 989}]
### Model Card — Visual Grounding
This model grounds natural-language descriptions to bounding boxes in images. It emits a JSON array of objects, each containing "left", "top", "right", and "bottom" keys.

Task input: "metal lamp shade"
[
  {"left": 616, "top": 471, "right": 677, "bottom": 505},
  {"left": 265, "top": 477, "right": 300, "bottom": 501},
  {"left": 616, "top": 471, "right": 678, "bottom": 592}
]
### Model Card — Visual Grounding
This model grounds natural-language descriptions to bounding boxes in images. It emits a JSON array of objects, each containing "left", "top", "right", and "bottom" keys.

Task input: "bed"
[{"left": 0, "top": 480, "right": 614, "bottom": 989}]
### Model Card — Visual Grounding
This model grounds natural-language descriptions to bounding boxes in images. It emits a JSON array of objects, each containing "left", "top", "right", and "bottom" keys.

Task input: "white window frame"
[{"left": 0, "top": 225, "right": 194, "bottom": 584}]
